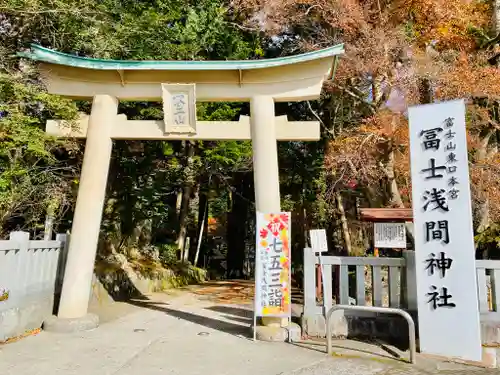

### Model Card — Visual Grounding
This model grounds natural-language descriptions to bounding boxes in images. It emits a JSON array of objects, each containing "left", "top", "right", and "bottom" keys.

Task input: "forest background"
[{"left": 2, "top": 0, "right": 500, "bottom": 284}]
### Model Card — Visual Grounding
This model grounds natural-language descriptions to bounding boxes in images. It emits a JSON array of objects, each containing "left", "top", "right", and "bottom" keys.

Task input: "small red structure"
[
  {"left": 359, "top": 208, "right": 413, "bottom": 223},
  {"left": 359, "top": 208, "right": 412, "bottom": 257},
  {"left": 316, "top": 208, "right": 413, "bottom": 301}
]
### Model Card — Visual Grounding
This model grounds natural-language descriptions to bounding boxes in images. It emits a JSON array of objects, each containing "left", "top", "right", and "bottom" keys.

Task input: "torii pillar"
[{"left": 18, "top": 44, "right": 344, "bottom": 334}]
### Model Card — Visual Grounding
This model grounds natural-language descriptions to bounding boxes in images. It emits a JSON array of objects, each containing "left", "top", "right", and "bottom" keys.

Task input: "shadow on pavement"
[
  {"left": 126, "top": 299, "right": 252, "bottom": 338},
  {"left": 292, "top": 339, "right": 407, "bottom": 363},
  {"left": 205, "top": 305, "right": 253, "bottom": 318},
  {"left": 221, "top": 314, "right": 252, "bottom": 324}
]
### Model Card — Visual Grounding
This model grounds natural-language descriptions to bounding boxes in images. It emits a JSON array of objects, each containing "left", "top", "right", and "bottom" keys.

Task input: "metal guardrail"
[{"left": 325, "top": 305, "right": 417, "bottom": 364}]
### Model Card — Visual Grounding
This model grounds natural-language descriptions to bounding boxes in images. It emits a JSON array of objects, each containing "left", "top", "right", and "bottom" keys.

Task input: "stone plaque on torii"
[{"left": 17, "top": 43, "right": 344, "bottom": 333}]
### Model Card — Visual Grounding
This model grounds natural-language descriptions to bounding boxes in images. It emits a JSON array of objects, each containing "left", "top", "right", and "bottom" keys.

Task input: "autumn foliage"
[{"left": 235, "top": 0, "right": 500, "bottom": 252}]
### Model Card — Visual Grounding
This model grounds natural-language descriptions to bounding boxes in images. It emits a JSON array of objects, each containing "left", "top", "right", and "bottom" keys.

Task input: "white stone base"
[
  {"left": 254, "top": 322, "right": 301, "bottom": 342},
  {"left": 43, "top": 313, "right": 99, "bottom": 333}
]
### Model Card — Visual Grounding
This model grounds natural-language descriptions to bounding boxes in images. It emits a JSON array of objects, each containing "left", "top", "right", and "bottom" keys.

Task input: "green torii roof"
[{"left": 17, "top": 43, "right": 344, "bottom": 71}]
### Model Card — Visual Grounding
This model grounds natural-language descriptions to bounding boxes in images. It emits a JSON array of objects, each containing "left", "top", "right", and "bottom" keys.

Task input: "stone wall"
[
  {"left": 481, "top": 321, "right": 500, "bottom": 368},
  {"left": 0, "top": 232, "right": 64, "bottom": 342},
  {"left": 301, "top": 310, "right": 415, "bottom": 349},
  {"left": 0, "top": 292, "right": 55, "bottom": 342},
  {"left": 91, "top": 255, "right": 207, "bottom": 301}
]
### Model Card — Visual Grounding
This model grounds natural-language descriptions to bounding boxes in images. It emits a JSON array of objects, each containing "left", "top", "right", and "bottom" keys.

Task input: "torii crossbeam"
[{"left": 47, "top": 114, "right": 320, "bottom": 140}]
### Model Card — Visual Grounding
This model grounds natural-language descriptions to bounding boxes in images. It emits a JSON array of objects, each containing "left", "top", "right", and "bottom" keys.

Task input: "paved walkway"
[{"left": 0, "top": 283, "right": 497, "bottom": 375}]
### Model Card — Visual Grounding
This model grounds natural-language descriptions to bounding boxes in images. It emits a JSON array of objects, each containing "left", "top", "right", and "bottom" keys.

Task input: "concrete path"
[{"left": 0, "top": 286, "right": 497, "bottom": 375}]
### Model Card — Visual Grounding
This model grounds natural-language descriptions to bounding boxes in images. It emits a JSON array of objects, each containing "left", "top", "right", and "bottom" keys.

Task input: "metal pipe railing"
[{"left": 325, "top": 304, "right": 417, "bottom": 364}]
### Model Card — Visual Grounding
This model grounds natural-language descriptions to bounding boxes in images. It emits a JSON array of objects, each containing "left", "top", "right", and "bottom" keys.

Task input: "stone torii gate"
[{"left": 18, "top": 44, "right": 344, "bottom": 333}]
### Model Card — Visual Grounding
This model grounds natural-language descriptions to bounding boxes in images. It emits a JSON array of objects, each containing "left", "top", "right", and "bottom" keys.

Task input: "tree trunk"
[
  {"left": 127, "top": 217, "right": 153, "bottom": 248},
  {"left": 125, "top": 217, "right": 153, "bottom": 259},
  {"left": 44, "top": 195, "right": 61, "bottom": 240},
  {"left": 302, "top": 206, "right": 309, "bottom": 247},
  {"left": 474, "top": 128, "right": 495, "bottom": 236},
  {"left": 494, "top": 0, "right": 500, "bottom": 35},
  {"left": 177, "top": 184, "right": 193, "bottom": 260},
  {"left": 420, "top": 78, "right": 434, "bottom": 104},
  {"left": 194, "top": 191, "right": 208, "bottom": 267},
  {"left": 226, "top": 172, "right": 251, "bottom": 278},
  {"left": 183, "top": 237, "right": 191, "bottom": 262},
  {"left": 476, "top": 2, "right": 500, "bottom": 238},
  {"left": 385, "top": 150, "right": 405, "bottom": 208},
  {"left": 472, "top": 1, "right": 500, "bottom": 252},
  {"left": 176, "top": 190, "right": 183, "bottom": 217},
  {"left": 385, "top": 153, "right": 415, "bottom": 242},
  {"left": 490, "top": 5, "right": 500, "bottom": 231},
  {"left": 177, "top": 141, "right": 196, "bottom": 260},
  {"left": 372, "top": 74, "right": 385, "bottom": 105},
  {"left": 291, "top": 178, "right": 307, "bottom": 266},
  {"left": 335, "top": 191, "right": 352, "bottom": 255},
  {"left": 43, "top": 215, "right": 54, "bottom": 240},
  {"left": 478, "top": 198, "right": 490, "bottom": 231},
  {"left": 478, "top": 128, "right": 495, "bottom": 161}
]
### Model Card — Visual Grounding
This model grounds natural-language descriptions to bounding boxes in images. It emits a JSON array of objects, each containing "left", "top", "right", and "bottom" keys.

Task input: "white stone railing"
[
  {"left": 476, "top": 259, "right": 500, "bottom": 319},
  {"left": 303, "top": 248, "right": 500, "bottom": 320},
  {"left": 0, "top": 231, "right": 68, "bottom": 341}
]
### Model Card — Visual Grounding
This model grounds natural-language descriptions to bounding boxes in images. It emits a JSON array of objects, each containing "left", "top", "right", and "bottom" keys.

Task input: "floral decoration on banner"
[{"left": 257, "top": 213, "right": 291, "bottom": 317}]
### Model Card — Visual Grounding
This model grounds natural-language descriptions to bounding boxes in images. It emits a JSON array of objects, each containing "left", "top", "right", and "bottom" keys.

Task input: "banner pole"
[
  {"left": 253, "top": 212, "right": 259, "bottom": 342},
  {"left": 253, "top": 312, "right": 257, "bottom": 341}
]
